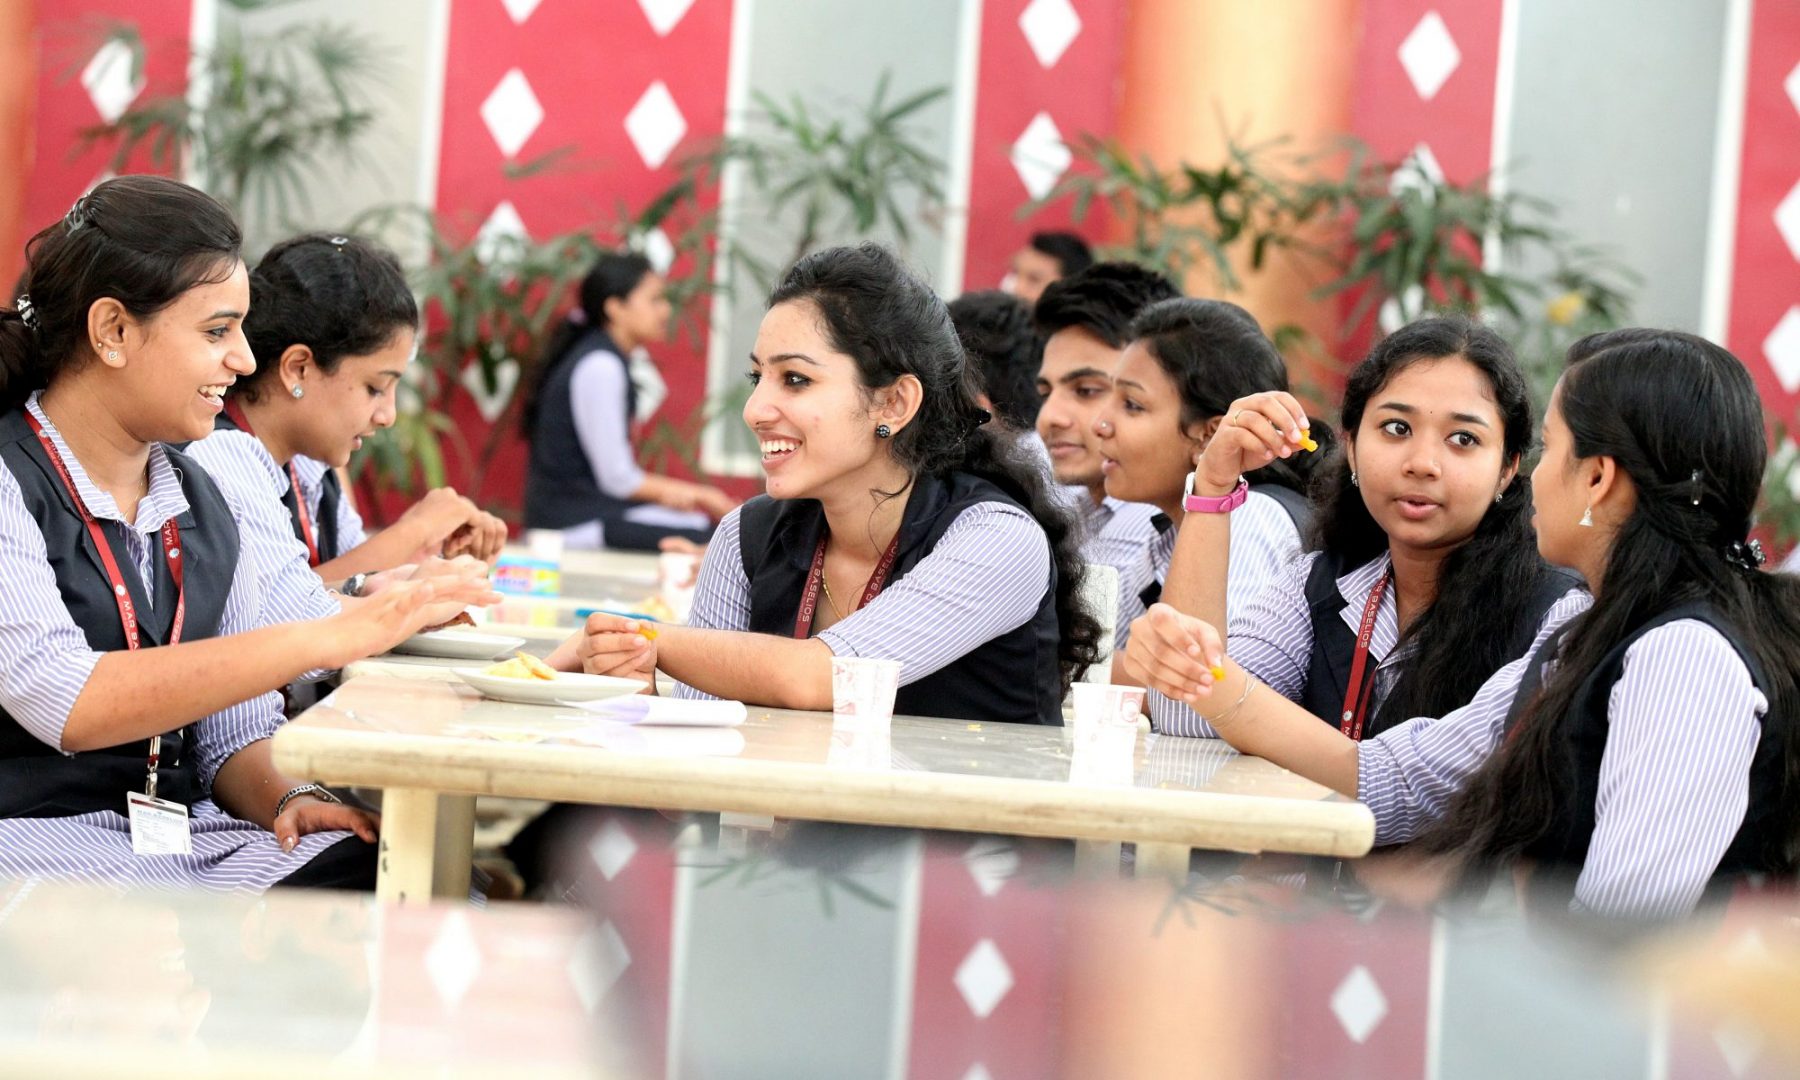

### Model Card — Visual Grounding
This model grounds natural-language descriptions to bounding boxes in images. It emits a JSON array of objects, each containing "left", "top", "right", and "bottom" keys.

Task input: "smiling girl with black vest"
[
  {"left": 558, "top": 243, "right": 1103, "bottom": 723},
  {"left": 186, "top": 233, "right": 506, "bottom": 587},
  {"left": 1126, "top": 329, "right": 1799, "bottom": 919},
  {"left": 1132, "top": 316, "right": 1581, "bottom": 741},
  {"left": 521, "top": 251, "right": 736, "bottom": 550},
  {"left": 0, "top": 177, "right": 490, "bottom": 891}
]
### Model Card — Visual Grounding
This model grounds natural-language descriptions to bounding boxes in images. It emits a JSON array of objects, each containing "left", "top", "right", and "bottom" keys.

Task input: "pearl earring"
[
  {"left": 290, "top": 385, "right": 304, "bottom": 400},
  {"left": 1579, "top": 507, "right": 1594, "bottom": 527}
]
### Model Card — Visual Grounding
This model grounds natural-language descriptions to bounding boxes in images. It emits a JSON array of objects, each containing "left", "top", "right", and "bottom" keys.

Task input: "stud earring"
[
  {"left": 1579, "top": 506, "right": 1594, "bottom": 527},
  {"left": 106, "top": 350, "right": 118, "bottom": 361},
  {"left": 875, "top": 424, "right": 892, "bottom": 439},
  {"left": 1494, "top": 490, "right": 1505, "bottom": 504},
  {"left": 1349, "top": 470, "right": 1359, "bottom": 488},
  {"left": 290, "top": 385, "right": 304, "bottom": 400}
]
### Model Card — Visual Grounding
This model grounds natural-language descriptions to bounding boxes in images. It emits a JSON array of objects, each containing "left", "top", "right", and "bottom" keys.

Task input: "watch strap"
[{"left": 1183, "top": 476, "right": 1250, "bottom": 514}]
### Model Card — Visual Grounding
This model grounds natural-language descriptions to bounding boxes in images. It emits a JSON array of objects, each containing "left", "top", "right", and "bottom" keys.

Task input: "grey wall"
[{"left": 1502, "top": 0, "right": 1730, "bottom": 332}]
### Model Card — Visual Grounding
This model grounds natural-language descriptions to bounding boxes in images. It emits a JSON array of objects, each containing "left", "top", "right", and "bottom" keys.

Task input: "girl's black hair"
[
  {"left": 1418, "top": 329, "right": 1800, "bottom": 876},
  {"left": 946, "top": 290, "right": 1042, "bottom": 430},
  {"left": 520, "top": 251, "right": 654, "bottom": 435},
  {"left": 1311, "top": 315, "right": 1549, "bottom": 726},
  {"left": 1126, "top": 297, "right": 1333, "bottom": 497},
  {"left": 234, "top": 232, "right": 418, "bottom": 402},
  {"left": 1, "top": 176, "right": 241, "bottom": 411},
  {"left": 768, "top": 243, "right": 1103, "bottom": 691}
]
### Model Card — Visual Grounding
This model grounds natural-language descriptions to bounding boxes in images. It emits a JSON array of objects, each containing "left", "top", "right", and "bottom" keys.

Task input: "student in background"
[
  {"left": 0, "top": 177, "right": 492, "bottom": 891},
  {"left": 1127, "top": 329, "right": 1799, "bottom": 920},
  {"left": 521, "top": 252, "right": 735, "bottom": 551},
  {"left": 186, "top": 232, "right": 505, "bottom": 590},
  {"left": 1002, "top": 231, "right": 1093, "bottom": 305},
  {"left": 947, "top": 290, "right": 1043, "bottom": 435}
]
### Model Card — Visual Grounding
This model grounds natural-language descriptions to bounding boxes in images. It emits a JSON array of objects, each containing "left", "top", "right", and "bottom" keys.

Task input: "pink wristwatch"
[{"left": 1182, "top": 474, "right": 1249, "bottom": 514}]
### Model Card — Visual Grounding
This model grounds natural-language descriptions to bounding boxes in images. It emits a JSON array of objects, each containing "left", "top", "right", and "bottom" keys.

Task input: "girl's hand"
[
  {"left": 442, "top": 509, "right": 508, "bottom": 562},
  {"left": 320, "top": 577, "right": 498, "bottom": 667},
  {"left": 576, "top": 611, "right": 658, "bottom": 689},
  {"left": 1120, "top": 603, "right": 1226, "bottom": 706},
  {"left": 274, "top": 796, "right": 379, "bottom": 853},
  {"left": 1193, "top": 390, "right": 1313, "bottom": 494},
  {"left": 696, "top": 486, "right": 738, "bottom": 520},
  {"left": 396, "top": 487, "right": 485, "bottom": 560}
]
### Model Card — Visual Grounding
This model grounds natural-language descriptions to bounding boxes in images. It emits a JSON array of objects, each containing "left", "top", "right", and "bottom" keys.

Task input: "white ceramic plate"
[
  {"left": 453, "top": 667, "right": 644, "bottom": 706},
  {"left": 391, "top": 630, "right": 528, "bottom": 661}
]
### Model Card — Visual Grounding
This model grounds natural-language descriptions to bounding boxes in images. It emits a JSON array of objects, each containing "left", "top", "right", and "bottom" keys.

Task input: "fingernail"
[{"left": 282, "top": 836, "right": 297, "bottom": 853}]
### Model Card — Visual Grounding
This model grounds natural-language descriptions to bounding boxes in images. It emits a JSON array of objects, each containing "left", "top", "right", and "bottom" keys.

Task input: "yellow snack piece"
[
  {"left": 483, "top": 651, "right": 557, "bottom": 681},
  {"left": 1298, "top": 435, "right": 1319, "bottom": 452},
  {"left": 1210, "top": 665, "right": 1227, "bottom": 681},
  {"left": 636, "top": 595, "right": 676, "bottom": 623}
]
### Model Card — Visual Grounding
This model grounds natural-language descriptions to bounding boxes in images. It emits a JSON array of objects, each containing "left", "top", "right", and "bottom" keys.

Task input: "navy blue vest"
[
  {"left": 210, "top": 410, "right": 342, "bottom": 563},
  {"left": 737, "top": 472, "right": 1064, "bottom": 725},
  {"left": 0, "top": 410, "right": 239, "bottom": 817},
  {"left": 524, "top": 330, "right": 638, "bottom": 531},
  {"left": 1299, "top": 551, "right": 1578, "bottom": 739},
  {"left": 1504, "top": 603, "right": 1793, "bottom": 884}
]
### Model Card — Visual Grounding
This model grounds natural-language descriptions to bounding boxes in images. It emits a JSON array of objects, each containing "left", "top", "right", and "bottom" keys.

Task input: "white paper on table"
[
  {"left": 565, "top": 696, "right": 747, "bottom": 727},
  {"left": 555, "top": 721, "right": 747, "bottom": 757}
]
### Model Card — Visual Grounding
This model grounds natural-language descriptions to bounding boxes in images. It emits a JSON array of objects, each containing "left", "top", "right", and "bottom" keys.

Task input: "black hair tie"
[{"left": 1723, "top": 538, "right": 1766, "bottom": 572}]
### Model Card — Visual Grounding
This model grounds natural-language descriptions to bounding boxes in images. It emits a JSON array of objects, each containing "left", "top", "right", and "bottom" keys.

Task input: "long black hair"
[
  {"left": 235, "top": 232, "right": 417, "bottom": 402},
  {"left": 1, "top": 176, "right": 241, "bottom": 411},
  {"left": 519, "top": 251, "right": 653, "bottom": 435},
  {"left": 1418, "top": 329, "right": 1800, "bottom": 874},
  {"left": 946, "top": 290, "right": 1041, "bottom": 429},
  {"left": 768, "top": 243, "right": 1103, "bottom": 691},
  {"left": 1311, "top": 315, "right": 1550, "bottom": 726},
  {"left": 1126, "top": 296, "right": 1333, "bottom": 496}
]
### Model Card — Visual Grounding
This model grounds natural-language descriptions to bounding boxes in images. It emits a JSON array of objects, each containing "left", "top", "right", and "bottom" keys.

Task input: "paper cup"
[
  {"left": 1071, "top": 683, "right": 1146, "bottom": 730},
  {"left": 658, "top": 551, "right": 702, "bottom": 621},
  {"left": 831, "top": 657, "right": 902, "bottom": 724}
]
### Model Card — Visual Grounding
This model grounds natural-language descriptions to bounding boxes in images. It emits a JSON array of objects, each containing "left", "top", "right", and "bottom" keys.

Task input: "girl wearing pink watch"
[
  {"left": 1131, "top": 316, "right": 1581, "bottom": 743},
  {"left": 1091, "top": 298, "right": 1328, "bottom": 662}
]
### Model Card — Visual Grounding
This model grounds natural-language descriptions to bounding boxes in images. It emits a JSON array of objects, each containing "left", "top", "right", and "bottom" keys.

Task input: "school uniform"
[
  {"left": 0, "top": 393, "right": 362, "bottom": 891},
  {"left": 679, "top": 471, "right": 1063, "bottom": 724},
  {"left": 523, "top": 328, "right": 712, "bottom": 551},
  {"left": 186, "top": 406, "right": 367, "bottom": 569},
  {"left": 1114, "top": 489, "right": 1305, "bottom": 656},
  {"left": 1359, "top": 595, "right": 1789, "bottom": 919},
  {"left": 1151, "top": 549, "right": 1582, "bottom": 739}
]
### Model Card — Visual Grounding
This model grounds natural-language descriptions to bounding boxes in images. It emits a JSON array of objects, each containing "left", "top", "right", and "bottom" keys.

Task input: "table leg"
[
  {"left": 1074, "top": 839, "right": 1123, "bottom": 879},
  {"left": 377, "top": 789, "right": 474, "bottom": 903},
  {"left": 1134, "top": 841, "right": 1193, "bottom": 883}
]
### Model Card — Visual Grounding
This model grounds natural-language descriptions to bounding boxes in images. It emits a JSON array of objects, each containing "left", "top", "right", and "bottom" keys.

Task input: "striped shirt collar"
[
  {"left": 25, "top": 391, "right": 190, "bottom": 533},
  {"left": 1335, "top": 550, "right": 1402, "bottom": 662}
]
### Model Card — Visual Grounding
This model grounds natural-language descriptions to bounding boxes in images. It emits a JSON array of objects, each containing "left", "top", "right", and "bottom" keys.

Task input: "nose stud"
[{"left": 1095, "top": 420, "right": 1113, "bottom": 435}]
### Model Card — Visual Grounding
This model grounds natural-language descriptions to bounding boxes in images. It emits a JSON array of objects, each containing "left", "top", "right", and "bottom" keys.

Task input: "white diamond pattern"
[
  {"left": 963, "top": 839, "right": 1019, "bottom": 898},
  {"left": 1329, "top": 964, "right": 1388, "bottom": 1044},
  {"left": 1785, "top": 61, "right": 1800, "bottom": 117},
  {"left": 589, "top": 817, "right": 639, "bottom": 880},
  {"left": 1764, "top": 305, "right": 1800, "bottom": 393},
  {"left": 641, "top": 227, "right": 676, "bottom": 274},
  {"left": 1011, "top": 112, "right": 1071, "bottom": 200},
  {"left": 1019, "top": 0, "right": 1082, "bottom": 69},
  {"left": 625, "top": 81, "right": 687, "bottom": 169},
  {"left": 1397, "top": 11, "right": 1461, "bottom": 101},
  {"left": 481, "top": 68, "right": 544, "bottom": 159},
  {"left": 424, "top": 910, "right": 484, "bottom": 1010},
  {"left": 962, "top": 1066, "right": 995, "bottom": 1080},
  {"left": 1388, "top": 142, "right": 1444, "bottom": 198},
  {"left": 1776, "top": 179, "right": 1800, "bottom": 265},
  {"left": 639, "top": 0, "right": 698, "bottom": 36},
  {"left": 81, "top": 40, "right": 144, "bottom": 125},
  {"left": 460, "top": 358, "right": 520, "bottom": 424},
  {"left": 474, "top": 200, "right": 529, "bottom": 266},
  {"left": 500, "top": 0, "right": 544, "bottom": 24},
  {"left": 568, "top": 919, "right": 633, "bottom": 1013},
  {"left": 953, "top": 939, "right": 1014, "bottom": 1019}
]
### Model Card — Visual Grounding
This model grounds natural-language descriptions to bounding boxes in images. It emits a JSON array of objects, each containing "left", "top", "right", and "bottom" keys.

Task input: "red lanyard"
[
  {"left": 224, "top": 399, "right": 321, "bottom": 567},
  {"left": 1337, "top": 571, "right": 1391, "bottom": 741},
  {"left": 26, "top": 411, "right": 185, "bottom": 795},
  {"left": 793, "top": 530, "right": 903, "bottom": 639}
]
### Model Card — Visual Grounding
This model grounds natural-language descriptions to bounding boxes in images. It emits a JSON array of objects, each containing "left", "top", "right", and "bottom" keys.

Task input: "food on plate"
[
  {"left": 483, "top": 651, "right": 558, "bottom": 681},
  {"left": 635, "top": 595, "right": 676, "bottom": 624},
  {"left": 423, "top": 611, "right": 477, "bottom": 633}
]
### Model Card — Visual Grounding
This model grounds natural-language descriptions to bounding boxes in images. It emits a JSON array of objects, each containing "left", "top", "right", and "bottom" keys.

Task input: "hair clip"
[
  {"left": 1724, "top": 538, "right": 1765, "bottom": 572},
  {"left": 64, "top": 197, "right": 89, "bottom": 232},
  {"left": 14, "top": 293, "right": 37, "bottom": 331},
  {"left": 1689, "top": 468, "right": 1703, "bottom": 506},
  {"left": 326, "top": 235, "right": 349, "bottom": 250}
]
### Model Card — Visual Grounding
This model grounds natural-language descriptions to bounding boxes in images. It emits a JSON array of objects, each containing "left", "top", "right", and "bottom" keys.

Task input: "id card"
[{"left": 127, "top": 791, "right": 192, "bottom": 856}]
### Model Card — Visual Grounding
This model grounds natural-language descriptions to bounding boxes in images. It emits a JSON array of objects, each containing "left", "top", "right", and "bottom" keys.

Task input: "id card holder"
[{"left": 127, "top": 791, "right": 192, "bottom": 856}]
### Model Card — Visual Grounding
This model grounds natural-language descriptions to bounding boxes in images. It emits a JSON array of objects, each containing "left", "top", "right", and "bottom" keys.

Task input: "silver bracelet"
[
  {"left": 274, "top": 783, "right": 341, "bottom": 819},
  {"left": 1203, "top": 673, "right": 1259, "bottom": 727}
]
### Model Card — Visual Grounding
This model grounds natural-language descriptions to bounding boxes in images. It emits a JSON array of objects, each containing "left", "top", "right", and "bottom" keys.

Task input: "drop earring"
[
  {"left": 1494, "top": 490, "right": 1505, "bottom": 504},
  {"left": 291, "top": 385, "right": 304, "bottom": 400},
  {"left": 875, "top": 424, "right": 892, "bottom": 439},
  {"left": 1579, "top": 506, "right": 1594, "bottom": 527},
  {"left": 1349, "top": 470, "right": 1359, "bottom": 488}
]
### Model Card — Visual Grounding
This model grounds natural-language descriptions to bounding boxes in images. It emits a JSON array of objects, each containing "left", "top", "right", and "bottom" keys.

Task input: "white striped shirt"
[
  {"left": 0, "top": 395, "right": 350, "bottom": 891},
  {"left": 1359, "top": 595, "right": 1766, "bottom": 920},
  {"left": 672, "top": 501, "right": 1053, "bottom": 698},
  {"left": 185, "top": 427, "right": 368, "bottom": 572},
  {"left": 1118, "top": 490, "right": 1304, "bottom": 660}
]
